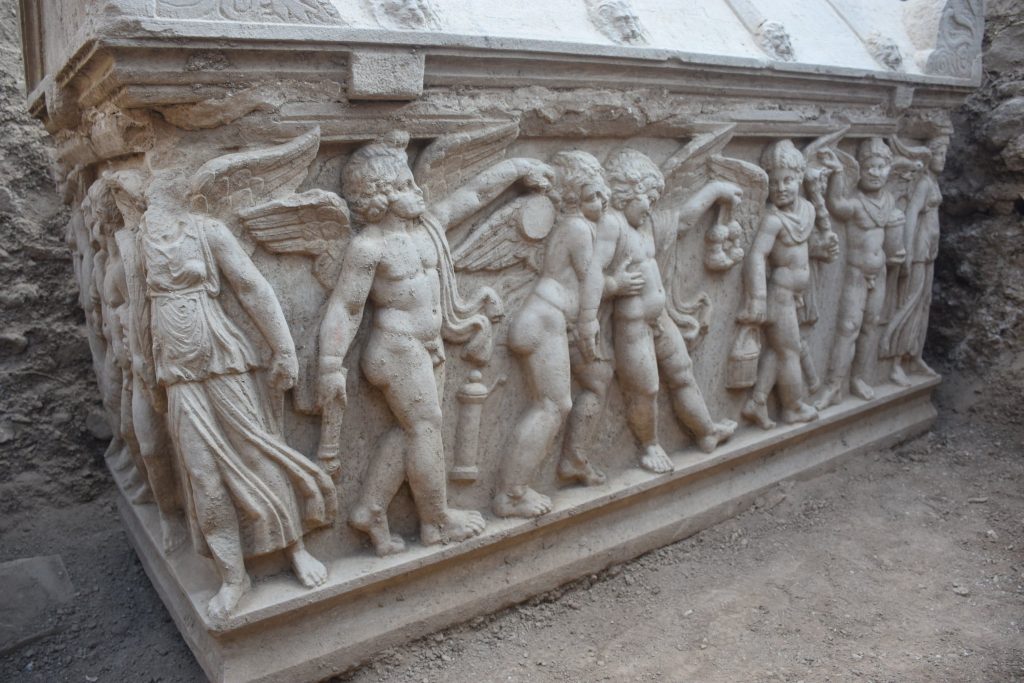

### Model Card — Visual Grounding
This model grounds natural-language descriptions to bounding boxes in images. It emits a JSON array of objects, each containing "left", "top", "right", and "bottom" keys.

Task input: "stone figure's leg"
[
  {"left": 743, "top": 347, "right": 778, "bottom": 430},
  {"left": 766, "top": 291, "right": 817, "bottom": 424},
  {"left": 169, "top": 385, "right": 250, "bottom": 621},
  {"left": 851, "top": 276, "right": 887, "bottom": 400},
  {"left": 285, "top": 539, "right": 329, "bottom": 588},
  {"left": 655, "top": 313, "right": 736, "bottom": 452},
  {"left": 349, "top": 428, "right": 407, "bottom": 556},
  {"left": 560, "top": 349, "right": 612, "bottom": 487},
  {"left": 909, "top": 262, "right": 938, "bottom": 377},
  {"left": 615, "top": 317, "right": 672, "bottom": 474},
  {"left": 132, "top": 374, "right": 185, "bottom": 553},
  {"left": 121, "top": 373, "right": 155, "bottom": 504},
  {"left": 496, "top": 302, "right": 570, "bottom": 517},
  {"left": 800, "top": 338, "right": 821, "bottom": 393},
  {"left": 366, "top": 335, "right": 484, "bottom": 547},
  {"left": 817, "top": 267, "right": 867, "bottom": 409}
]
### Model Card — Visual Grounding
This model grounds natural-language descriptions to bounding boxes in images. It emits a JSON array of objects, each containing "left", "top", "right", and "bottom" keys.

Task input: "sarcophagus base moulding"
[{"left": 18, "top": 0, "right": 982, "bottom": 679}]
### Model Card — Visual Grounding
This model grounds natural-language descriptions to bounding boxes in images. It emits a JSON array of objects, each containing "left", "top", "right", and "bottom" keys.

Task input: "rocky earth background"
[{"left": 0, "top": 1, "right": 1021, "bottom": 681}]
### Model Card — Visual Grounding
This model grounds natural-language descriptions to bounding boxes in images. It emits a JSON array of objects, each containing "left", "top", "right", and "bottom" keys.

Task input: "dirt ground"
[{"left": 1, "top": 363, "right": 1021, "bottom": 683}]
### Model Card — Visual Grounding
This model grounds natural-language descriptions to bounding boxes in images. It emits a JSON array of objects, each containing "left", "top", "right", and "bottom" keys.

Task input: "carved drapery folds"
[{"left": 74, "top": 114, "right": 951, "bottom": 618}]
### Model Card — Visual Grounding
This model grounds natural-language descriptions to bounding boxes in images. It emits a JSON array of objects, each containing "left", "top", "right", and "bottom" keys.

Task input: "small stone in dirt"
[
  {"left": 0, "top": 331, "right": 28, "bottom": 356},
  {"left": 952, "top": 584, "right": 970, "bottom": 596},
  {"left": 84, "top": 410, "right": 113, "bottom": 441},
  {"left": 968, "top": 497, "right": 989, "bottom": 504},
  {"left": 986, "top": 529, "right": 998, "bottom": 540}
]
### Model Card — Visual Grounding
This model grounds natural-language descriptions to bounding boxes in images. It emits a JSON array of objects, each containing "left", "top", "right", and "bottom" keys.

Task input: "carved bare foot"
[
  {"left": 814, "top": 381, "right": 843, "bottom": 410},
  {"left": 160, "top": 514, "right": 187, "bottom": 554},
  {"left": 780, "top": 401, "right": 818, "bottom": 424},
  {"left": 207, "top": 573, "right": 251, "bottom": 622},
  {"left": 493, "top": 487, "right": 553, "bottom": 518},
  {"left": 557, "top": 456, "right": 607, "bottom": 487},
  {"left": 422, "top": 508, "right": 487, "bottom": 544},
  {"left": 741, "top": 398, "right": 776, "bottom": 430},
  {"left": 890, "top": 361, "right": 912, "bottom": 387},
  {"left": 697, "top": 419, "right": 738, "bottom": 453},
  {"left": 806, "top": 375, "right": 823, "bottom": 395},
  {"left": 287, "top": 544, "right": 328, "bottom": 588},
  {"left": 850, "top": 377, "right": 875, "bottom": 401},
  {"left": 350, "top": 504, "right": 406, "bottom": 557},
  {"left": 910, "top": 357, "right": 939, "bottom": 377},
  {"left": 639, "top": 444, "right": 674, "bottom": 473}
]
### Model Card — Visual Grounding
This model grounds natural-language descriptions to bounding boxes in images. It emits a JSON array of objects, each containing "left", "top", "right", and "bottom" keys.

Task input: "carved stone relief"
[
  {"left": 733, "top": 135, "right": 840, "bottom": 429},
  {"left": 903, "top": 0, "right": 985, "bottom": 78},
  {"left": 156, "top": 0, "right": 343, "bottom": 24},
  {"left": 366, "top": 0, "right": 442, "bottom": 30},
  {"left": 880, "top": 133, "right": 949, "bottom": 385},
  {"left": 586, "top": 0, "right": 649, "bottom": 46},
  {"left": 815, "top": 138, "right": 906, "bottom": 409}
]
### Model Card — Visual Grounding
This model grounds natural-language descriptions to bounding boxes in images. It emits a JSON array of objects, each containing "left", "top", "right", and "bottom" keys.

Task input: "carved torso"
[
  {"left": 142, "top": 214, "right": 257, "bottom": 386},
  {"left": 845, "top": 190, "right": 898, "bottom": 276},
  {"left": 365, "top": 218, "right": 443, "bottom": 343},
  {"left": 766, "top": 198, "right": 816, "bottom": 293},
  {"left": 613, "top": 215, "right": 666, "bottom": 323}
]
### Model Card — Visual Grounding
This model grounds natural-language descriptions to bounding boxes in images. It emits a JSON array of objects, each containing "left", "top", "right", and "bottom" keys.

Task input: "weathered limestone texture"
[{"left": 18, "top": 1, "right": 983, "bottom": 680}]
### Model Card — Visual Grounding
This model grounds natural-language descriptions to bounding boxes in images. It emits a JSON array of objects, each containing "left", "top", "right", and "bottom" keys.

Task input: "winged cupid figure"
[
  {"left": 880, "top": 134, "right": 948, "bottom": 386},
  {"left": 815, "top": 138, "right": 907, "bottom": 409},
  {"left": 127, "top": 131, "right": 339, "bottom": 622},
  {"left": 311, "top": 127, "right": 554, "bottom": 556},
  {"left": 733, "top": 134, "right": 843, "bottom": 430}
]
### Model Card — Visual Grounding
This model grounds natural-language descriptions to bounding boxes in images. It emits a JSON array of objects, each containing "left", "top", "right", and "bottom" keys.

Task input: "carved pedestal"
[{"left": 19, "top": 1, "right": 981, "bottom": 680}]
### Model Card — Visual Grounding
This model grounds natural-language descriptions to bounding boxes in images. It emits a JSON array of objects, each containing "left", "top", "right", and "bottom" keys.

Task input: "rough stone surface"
[
  {"left": 0, "top": 0, "right": 109, "bottom": 517},
  {"left": 930, "top": 0, "right": 1024, "bottom": 368}
]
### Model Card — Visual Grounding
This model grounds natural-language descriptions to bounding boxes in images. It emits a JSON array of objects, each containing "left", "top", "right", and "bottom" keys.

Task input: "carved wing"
[
  {"left": 452, "top": 194, "right": 556, "bottom": 274},
  {"left": 707, "top": 154, "right": 768, "bottom": 247},
  {"left": 802, "top": 126, "right": 851, "bottom": 200},
  {"left": 240, "top": 189, "right": 352, "bottom": 289},
  {"left": 660, "top": 123, "right": 737, "bottom": 204},
  {"left": 189, "top": 127, "right": 322, "bottom": 230},
  {"left": 412, "top": 121, "right": 520, "bottom": 203}
]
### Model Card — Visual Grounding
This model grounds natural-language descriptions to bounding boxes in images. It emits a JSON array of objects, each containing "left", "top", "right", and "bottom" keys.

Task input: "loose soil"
[{"left": 1, "top": 367, "right": 1021, "bottom": 683}]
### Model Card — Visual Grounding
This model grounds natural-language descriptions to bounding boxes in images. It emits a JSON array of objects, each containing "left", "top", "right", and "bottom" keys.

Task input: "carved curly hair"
[
  {"left": 760, "top": 139, "right": 806, "bottom": 174},
  {"left": 604, "top": 149, "right": 664, "bottom": 210},
  {"left": 342, "top": 131, "right": 412, "bottom": 224},
  {"left": 549, "top": 150, "right": 608, "bottom": 212}
]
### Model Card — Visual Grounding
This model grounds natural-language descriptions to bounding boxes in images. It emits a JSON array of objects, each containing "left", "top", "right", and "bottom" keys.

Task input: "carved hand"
[
  {"left": 737, "top": 296, "right": 767, "bottom": 324},
  {"left": 816, "top": 148, "right": 843, "bottom": 172},
  {"left": 608, "top": 261, "right": 645, "bottom": 296},
  {"left": 269, "top": 350, "right": 299, "bottom": 391},
  {"left": 811, "top": 230, "right": 840, "bottom": 262},
  {"left": 577, "top": 317, "right": 601, "bottom": 362},
  {"left": 318, "top": 368, "right": 349, "bottom": 409},
  {"left": 519, "top": 160, "right": 556, "bottom": 193},
  {"left": 714, "top": 180, "right": 744, "bottom": 207},
  {"left": 887, "top": 248, "right": 907, "bottom": 266}
]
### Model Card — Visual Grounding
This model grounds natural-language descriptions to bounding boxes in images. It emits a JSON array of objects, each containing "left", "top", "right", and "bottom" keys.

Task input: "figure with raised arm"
[
  {"left": 600, "top": 150, "right": 738, "bottom": 474},
  {"left": 494, "top": 150, "right": 609, "bottom": 518},
  {"left": 318, "top": 131, "right": 553, "bottom": 553},
  {"left": 738, "top": 140, "right": 839, "bottom": 429},
  {"left": 816, "top": 138, "right": 906, "bottom": 408}
]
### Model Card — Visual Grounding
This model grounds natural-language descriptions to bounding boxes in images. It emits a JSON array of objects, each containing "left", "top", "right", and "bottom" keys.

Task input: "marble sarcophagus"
[{"left": 18, "top": 0, "right": 983, "bottom": 679}]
